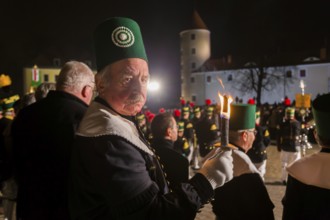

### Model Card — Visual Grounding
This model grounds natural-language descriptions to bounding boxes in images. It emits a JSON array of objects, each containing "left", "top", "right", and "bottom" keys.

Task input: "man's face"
[
  {"left": 169, "top": 117, "right": 178, "bottom": 142},
  {"left": 100, "top": 58, "right": 149, "bottom": 116}
]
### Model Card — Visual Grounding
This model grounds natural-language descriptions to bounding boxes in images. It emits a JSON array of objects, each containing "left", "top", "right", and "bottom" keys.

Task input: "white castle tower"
[{"left": 179, "top": 10, "right": 210, "bottom": 102}]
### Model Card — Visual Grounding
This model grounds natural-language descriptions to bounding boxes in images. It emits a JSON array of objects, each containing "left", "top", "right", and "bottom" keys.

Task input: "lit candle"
[
  {"left": 218, "top": 93, "right": 232, "bottom": 147},
  {"left": 300, "top": 80, "right": 305, "bottom": 96}
]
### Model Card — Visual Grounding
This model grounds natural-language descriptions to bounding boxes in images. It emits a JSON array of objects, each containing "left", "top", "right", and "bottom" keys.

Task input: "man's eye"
[
  {"left": 122, "top": 77, "right": 132, "bottom": 84},
  {"left": 141, "top": 77, "right": 149, "bottom": 84}
]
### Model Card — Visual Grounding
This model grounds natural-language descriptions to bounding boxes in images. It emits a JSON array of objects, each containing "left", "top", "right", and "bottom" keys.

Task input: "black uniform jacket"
[
  {"left": 212, "top": 146, "right": 275, "bottom": 220},
  {"left": 11, "top": 90, "right": 88, "bottom": 220},
  {"left": 69, "top": 97, "right": 214, "bottom": 220},
  {"left": 247, "top": 124, "right": 270, "bottom": 163},
  {"left": 282, "top": 148, "right": 330, "bottom": 220},
  {"left": 277, "top": 119, "right": 301, "bottom": 152},
  {"left": 151, "top": 138, "right": 189, "bottom": 188}
]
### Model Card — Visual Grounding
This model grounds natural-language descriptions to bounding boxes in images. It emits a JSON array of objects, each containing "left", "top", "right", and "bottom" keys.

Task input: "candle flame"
[
  {"left": 217, "top": 77, "right": 225, "bottom": 90},
  {"left": 218, "top": 92, "right": 233, "bottom": 119},
  {"left": 300, "top": 80, "right": 305, "bottom": 89}
]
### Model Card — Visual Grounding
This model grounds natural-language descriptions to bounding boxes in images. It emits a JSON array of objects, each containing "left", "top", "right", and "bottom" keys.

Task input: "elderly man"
[
  {"left": 212, "top": 104, "right": 275, "bottom": 220},
  {"left": 282, "top": 93, "right": 330, "bottom": 219},
  {"left": 11, "top": 61, "right": 95, "bottom": 220},
  {"left": 69, "top": 17, "right": 234, "bottom": 220}
]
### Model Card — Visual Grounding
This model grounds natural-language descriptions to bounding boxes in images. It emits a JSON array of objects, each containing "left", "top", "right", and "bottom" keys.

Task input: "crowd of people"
[{"left": 1, "top": 17, "right": 329, "bottom": 220}]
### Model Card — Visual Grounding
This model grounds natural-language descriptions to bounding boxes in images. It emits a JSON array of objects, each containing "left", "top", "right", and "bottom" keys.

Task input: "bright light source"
[{"left": 148, "top": 81, "right": 160, "bottom": 91}]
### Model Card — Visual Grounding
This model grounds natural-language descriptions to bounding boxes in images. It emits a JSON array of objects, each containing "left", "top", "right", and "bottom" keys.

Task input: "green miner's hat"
[
  {"left": 256, "top": 111, "right": 261, "bottom": 119},
  {"left": 182, "top": 107, "right": 190, "bottom": 113},
  {"left": 285, "top": 107, "right": 295, "bottom": 117},
  {"left": 230, "top": 104, "right": 256, "bottom": 130},
  {"left": 207, "top": 106, "right": 214, "bottom": 115},
  {"left": 2, "top": 94, "right": 20, "bottom": 111},
  {"left": 312, "top": 93, "right": 330, "bottom": 138},
  {"left": 136, "top": 113, "right": 145, "bottom": 121},
  {"left": 178, "top": 121, "right": 185, "bottom": 132},
  {"left": 94, "top": 17, "right": 148, "bottom": 72},
  {"left": 194, "top": 106, "right": 201, "bottom": 113}
]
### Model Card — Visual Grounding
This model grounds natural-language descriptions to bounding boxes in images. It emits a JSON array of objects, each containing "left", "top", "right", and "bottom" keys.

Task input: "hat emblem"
[{"left": 111, "top": 26, "right": 135, "bottom": 48}]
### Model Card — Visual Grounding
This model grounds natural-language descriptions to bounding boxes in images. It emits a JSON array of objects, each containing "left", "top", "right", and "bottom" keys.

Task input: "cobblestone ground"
[
  {"left": 0, "top": 144, "right": 320, "bottom": 220},
  {"left": 194, "top": 144, "right": 320, "bottom": 220}
]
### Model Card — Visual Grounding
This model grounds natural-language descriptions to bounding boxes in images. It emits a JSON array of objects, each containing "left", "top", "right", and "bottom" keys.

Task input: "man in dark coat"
[
  {"left": 247, "top": 110, "right": 270, "bottom": 180},
  {"left": 196, "top": 106, "right": 220, "bottom": 157},
  {"left": 212, "top": 104, "right": 275, "bottom": 220},
  {"left": 282, "top": 93, "right": 330, "bottom": 220},
  {"left": 277, "top": 107, "right": 301, "bottom": 184},
  {"left": 11, "top": 61, "right": 95, "bottom": 220},
  {"left": 150, "top": 112, "right": 189, "bottom": 188},
  {"left": 69, "top": 17, "right": 235, "bottom": 220}
]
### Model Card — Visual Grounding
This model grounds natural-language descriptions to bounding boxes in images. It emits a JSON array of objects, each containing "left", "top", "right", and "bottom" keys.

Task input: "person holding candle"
[
  {"left": 212, "top": 103, "right": 275, "bottom": 220},
  {"left": 69, "top": 17, "right": 235, "bottom": 220},
  {"left": 282, "top": 93, "right": 330, "bottom": 220}
]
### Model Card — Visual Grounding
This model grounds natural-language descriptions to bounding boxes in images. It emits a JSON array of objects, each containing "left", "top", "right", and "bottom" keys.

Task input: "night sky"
[{"left": 1, "top": 0, "right": 329, "bottom": 109}]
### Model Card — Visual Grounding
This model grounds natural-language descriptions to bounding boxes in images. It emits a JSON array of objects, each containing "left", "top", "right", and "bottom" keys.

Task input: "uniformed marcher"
[
  {"left": 179, "top": 106, "right": 194, "bottom": 161},
  {"left": 69, "top": 17, "right": 235, "bottom": 220},
  {"left": 173, "top": 121, "right": 190, "bottom": 157},
  {"left": 247, "top": 110, "right": 270, "bottom": 180},
  {"left": 277, "top": 107, "right": 301, "bottom": 185},
  {"left": 212, "top": 103, "right": 275, "bottom": 220},
  {"left": 282, "top": 93, "right": 330, "bottom": 220},
  {"left": 136, "top": 111, "right": 152, "bottom": 141},
  {"left": 196, "top": 105, "right": 220, "bottom": 157}
]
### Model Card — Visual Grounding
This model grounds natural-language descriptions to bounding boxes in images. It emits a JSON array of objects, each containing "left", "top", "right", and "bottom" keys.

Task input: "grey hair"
[
  {"left": 56, "top": 61, "right": 94, "bottom": 93},
  {"left": 35, "top": 82, "right": 56, "bottom": 101},
  {"left": 96, "top": 65, "right": 112, "bottom": 86}
]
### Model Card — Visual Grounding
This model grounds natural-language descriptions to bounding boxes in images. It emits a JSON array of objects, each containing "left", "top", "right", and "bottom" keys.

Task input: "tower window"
[
  {"left": 191, "top": 34, "right": 195, "bottom": 40},
  {"left": 207, "top": 76, "right": 211, "bottom": 83},
  {"left": 190, "top": 77, "right": 195, "bottom": 83},
  {"left": 191, "top": 62, "right": 196, "bottom": 69},
  {"left": 191, "top": 48, "right": 196, "bottom": 54}
]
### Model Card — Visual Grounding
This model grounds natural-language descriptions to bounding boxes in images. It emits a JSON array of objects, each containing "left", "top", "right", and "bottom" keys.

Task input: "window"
[
  {"left": 191, "top": 48, "right": 196, "bottom": 54},
  {"left": 207, "top": 76, "right": 211, "bottom": 83},
  {"left": 286, "top": 71, "right": 292, "bottom": 78},
  {"left": 228, "top": 74, "right": 233, "bottom": 81},
  {"left": 43, "top": 74, "right": 49, "bottom": 82},
  {"left": 191, "top": 62, "right": 196, "bottom": 69},
  {"left": 191, "top": 34, "right": 195, "bottom": 40},
  {"left": 192, "top": 95, "right": 196, "bottom": 102},
  {"left": 190, "top": 77, "right": 195, "bottom": 83},
  {"left": 300, "top": 70, "right": 306, "bottom": 77},
  {"left": 55, "top": 75, "right": 59, "bottom": 82}
]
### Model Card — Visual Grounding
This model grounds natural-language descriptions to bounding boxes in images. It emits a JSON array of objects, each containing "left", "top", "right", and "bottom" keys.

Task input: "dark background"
[{"left": 1, "top": 0, "right": 329, "bottom": 109}]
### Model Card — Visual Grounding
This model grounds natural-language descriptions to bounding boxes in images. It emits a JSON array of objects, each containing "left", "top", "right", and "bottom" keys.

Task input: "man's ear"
[
  {"left": 82, "top": 85, "right": 90, "bottom": 98},
  {"left": 166, "top": 126, "right": 175, "bottom": 138},
  {"left": 241, "top": 131, "right": 248, "bottom": 142}
]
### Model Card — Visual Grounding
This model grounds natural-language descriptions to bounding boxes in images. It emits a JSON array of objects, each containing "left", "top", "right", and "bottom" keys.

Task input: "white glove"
[
  {"left": 198, "top": 148, "right": 234, "bottom": 189},
  {"left": 232, "top": 149, "right": 259, "bottom": 177}
]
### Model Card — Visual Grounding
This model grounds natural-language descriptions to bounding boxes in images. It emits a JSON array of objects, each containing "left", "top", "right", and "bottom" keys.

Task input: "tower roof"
[{"left": 192, "top": 10, "right": 208, "bottom": 30}]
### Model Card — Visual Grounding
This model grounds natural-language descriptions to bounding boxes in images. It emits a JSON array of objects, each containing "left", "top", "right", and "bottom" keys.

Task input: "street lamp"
[{"left": 148, "top": 81, "right": 160, "bottom": 92}]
